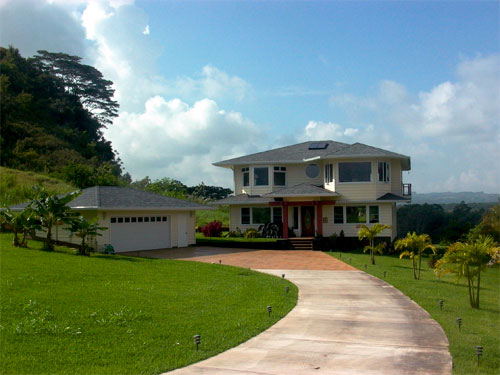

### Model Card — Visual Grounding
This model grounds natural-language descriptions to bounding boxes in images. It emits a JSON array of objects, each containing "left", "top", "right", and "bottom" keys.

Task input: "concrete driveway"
[{"left": 132, "top": 248, "right": 452, "bottom": 375}]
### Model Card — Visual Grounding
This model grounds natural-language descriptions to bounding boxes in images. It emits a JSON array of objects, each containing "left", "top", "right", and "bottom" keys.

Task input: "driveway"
[{"left": 130, "top": 248, "right": 452, "bottom": 375}]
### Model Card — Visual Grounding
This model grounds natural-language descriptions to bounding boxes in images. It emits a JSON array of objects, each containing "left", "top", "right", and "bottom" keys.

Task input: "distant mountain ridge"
[{"left": 412, "top": 192, "right": 499, "bottom": 204}]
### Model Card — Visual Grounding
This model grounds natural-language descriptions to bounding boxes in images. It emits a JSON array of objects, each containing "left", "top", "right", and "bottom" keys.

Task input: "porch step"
[{"left": 288, "top": 237, "right": 314, "bottom": 250}]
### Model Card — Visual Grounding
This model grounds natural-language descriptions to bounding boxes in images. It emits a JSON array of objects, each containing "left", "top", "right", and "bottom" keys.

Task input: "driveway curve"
[{"left": 136, "top": 248, "right": 452, "bottom": 375}]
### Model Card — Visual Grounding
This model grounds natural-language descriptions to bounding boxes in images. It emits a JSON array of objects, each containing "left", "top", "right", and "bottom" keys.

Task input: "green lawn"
[
  {"left": 0, "top": 233, "right": 297, "bottom": 374},
  {"left": 327, "top": 251, "right": 499, "bottom": 375}
]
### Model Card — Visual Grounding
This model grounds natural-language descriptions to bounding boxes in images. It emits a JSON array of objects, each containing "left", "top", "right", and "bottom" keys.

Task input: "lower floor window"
[
  {"left": 241, "top": 208, "right": 250, "bottom": 224},
  {"left": 334, "top": 206, "right": 344, "bottom": 224},
  {"left": 369, "top": 206, "right": 379, "bottom": 223},
  {"left": 252, "top": 207, "right": 270, "bottom": 224},
  {"left": 346, "top": 206, "right": 367, "bottom": 224}
]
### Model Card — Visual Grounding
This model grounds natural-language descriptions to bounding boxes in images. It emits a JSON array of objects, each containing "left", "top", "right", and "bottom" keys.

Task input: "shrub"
[
  {"left": 244, "top": 228, "right": 259, "bottom": 238},
  {"left": 201, "top": 220, "right": 223, "bottom": 237},
  {"left": 224, "top": 227, "right": 243, "bottom": 238}
]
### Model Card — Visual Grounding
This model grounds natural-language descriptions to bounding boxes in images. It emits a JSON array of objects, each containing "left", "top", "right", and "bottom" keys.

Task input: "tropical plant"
[
  {"left": 435, "top": 235, "right": 499, "bottom": 308},
  {"left": 259, "top": 222, "right": 281, "bottom": 238},
  {"left": 395, "top": 232, "right": 437, "bottom": 280},
  {"left": 66, "top": 216, "right": 107, "bottom": 256},
  {"left": 0, "top": 207, "right": 39, "bottom": 247},
  {"left": 201, "top": 220, "right": 223, "bottom": 237},
  {"left": 32, "top": 187, "right": 81, "bottom": 251},
  {"left": 358, "top": 224, "right": 391, "bottom": 265},
  {"left": 244, "top": 228, "right": 259, "bottom": 239}
]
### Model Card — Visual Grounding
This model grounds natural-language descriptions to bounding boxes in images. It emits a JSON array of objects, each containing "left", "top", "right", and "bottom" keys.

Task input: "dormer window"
[
  {"left": 242, "top": 167, "right": 249, "bottom": 186},
  {"left": 254, "top": 167, "right": 269, "bottom": 186},
  {"left": 273, "top": 166, "right": 286, "bottom": 186},
  {"left": 378, "top": 162, "right": 390, "bottom": 182}
]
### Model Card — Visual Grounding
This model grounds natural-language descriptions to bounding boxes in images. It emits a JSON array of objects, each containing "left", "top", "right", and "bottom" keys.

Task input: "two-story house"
[{"left": 212, "top": 141, "right": 411, "bottom": 240}]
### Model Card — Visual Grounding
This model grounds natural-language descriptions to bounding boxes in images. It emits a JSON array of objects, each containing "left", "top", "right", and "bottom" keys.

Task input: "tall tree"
[{"left": 31, "top": 50, "right": 119, "bottom": 128}]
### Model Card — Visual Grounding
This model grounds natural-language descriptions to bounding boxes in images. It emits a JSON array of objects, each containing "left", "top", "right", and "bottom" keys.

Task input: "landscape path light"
[
  {"left": 282, "top": 273, "right": 285, "bottom": 279},
  {"left": 456, "top": 318, "right": 462, "bottom": 331},
  {"left": 439, "top": 299, "right": 444, "bottom": 311},
  {"left": 476, "top": 346, "right": 483, "bottom": 365},
  {"left": 267, "top": 305, "right": 272, "bottom": 316},
  {"left": 383, "top": 271, "right": 387, "bottom": 279},
  {"left": 194, "top": 335, "right": 201, "bottom": 351},
  {"left": 285, "top": 286, "right": 289, "bottom": 293}
]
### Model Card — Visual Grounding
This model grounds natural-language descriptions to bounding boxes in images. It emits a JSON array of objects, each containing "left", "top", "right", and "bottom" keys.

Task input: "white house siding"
[{"left": 321, "top": 202, "right": 395, "bottom": 239}]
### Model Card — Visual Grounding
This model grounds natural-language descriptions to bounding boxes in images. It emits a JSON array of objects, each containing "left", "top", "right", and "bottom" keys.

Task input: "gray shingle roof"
[
  {"left": 210, "top": 194, "right": 273, "bottom": 205},
  {"left": 10, "top": 186, "right": 208, "bottom": 211},
  {"left": 264, "top": 183, "right": 340, "bottom": 197},
  {"left": 213, "top": 141, "right": 350, "bottom": 167},
  {"left": 377, "top": 192, "right": 410, "bottom": 201},
  {"left": 213, "top": 140, "right": 410, "bottom": 170}
]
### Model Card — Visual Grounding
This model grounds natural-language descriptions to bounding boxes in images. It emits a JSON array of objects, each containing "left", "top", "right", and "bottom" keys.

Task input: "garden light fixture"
[
  {"left": 267, "top": 305, "right": 272, "bottom": 316},
  {"left": 476, "top": 346, "right": 483, "bottom": 365},
  {"left": 456, "top": 318, "right": 462, "bottom": 331},
  {"left": 194, "top": 335, "right": 201, "bottom": 351}
]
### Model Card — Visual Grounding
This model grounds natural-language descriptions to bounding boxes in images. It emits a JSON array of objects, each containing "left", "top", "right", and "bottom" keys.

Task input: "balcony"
[{"left": 402, "top": 183, "right": 412, "bottom": 197}]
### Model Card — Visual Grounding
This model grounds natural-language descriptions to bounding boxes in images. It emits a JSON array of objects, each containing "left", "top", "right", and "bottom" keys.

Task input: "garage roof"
[{"left": 10, "top": 186, "right": 209, "bottom": 211}]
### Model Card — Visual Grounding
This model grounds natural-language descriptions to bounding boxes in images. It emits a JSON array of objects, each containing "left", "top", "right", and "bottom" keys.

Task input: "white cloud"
[
  {"left": 169, "top": 65, "right": 251, "bottom": 102},
  {"left": 142, "top": 25, "right": 150, "bottom": 35},
  {"left": 300, "top": 121, "right": 361, "bottom": 141},
  {"left": 105, "top": 97, "right": 263, "bottom": 186}
]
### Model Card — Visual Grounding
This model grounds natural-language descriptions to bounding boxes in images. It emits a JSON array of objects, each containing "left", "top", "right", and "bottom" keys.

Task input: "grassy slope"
[
  {"left": 327, "top": 251, "right": 499, "bottom": 375},
  {"left": 0, "top": 234, "right": 297, "bottom": 374},
  {"left": 0, "top": 167, "right": 76, "bottom": 207},
  {"left": 196, "top": 206, "right": 230, "bottom": 227}
]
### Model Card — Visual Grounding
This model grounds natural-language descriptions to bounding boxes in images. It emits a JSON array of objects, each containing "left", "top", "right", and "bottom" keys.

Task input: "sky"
[{"left": 1, "top": 0, "right": 499, "bottom": 193}]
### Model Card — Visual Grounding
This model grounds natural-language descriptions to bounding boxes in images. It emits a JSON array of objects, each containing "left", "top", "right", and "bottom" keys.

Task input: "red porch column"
[
  {"left": 316, "top": 203, "right": 323, "bottom": 236},
  {"left": 283, "top": 204, "right": 289, "bottom": 239}
]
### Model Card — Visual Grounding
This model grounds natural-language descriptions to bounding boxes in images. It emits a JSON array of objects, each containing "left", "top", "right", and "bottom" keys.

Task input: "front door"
[{"left": 301, "top": 206, "right": 315, "bottom": 237}]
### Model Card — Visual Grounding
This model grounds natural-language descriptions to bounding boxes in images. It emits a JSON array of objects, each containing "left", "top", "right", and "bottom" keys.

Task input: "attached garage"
[{"left": 12, "top": 186, "right": 208, "bottom": 253}]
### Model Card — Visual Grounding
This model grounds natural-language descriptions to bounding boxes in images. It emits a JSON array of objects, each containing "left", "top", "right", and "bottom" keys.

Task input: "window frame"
[
  {"left": 338, "top": 162, "right": 372, "bottom": 183},
  {"left": 333, "top": 206, "right": 344, "bottom": 224},
  {"left": 378, "top": 161, "right": 390, "bottom": 182},
  {"left": 272, "top": 206, "right": 283, "bottom": 223},
  {"left": 325, "top": 163, "right": 334, "bottom": 184},
  {"left": 241, "top": 207, "right": 250, "bottom": 225},
  {"left": 369, "top": 206, "right": 380, "bottom": 223},
  {"left": 242, "top": 167, "right": 250, "bottom": 187},
  {"left": 346, "top": 206, "right": 367, "bottom": 224},
  {"left": 273, "top": 166, "right": 286, "bottom": 186},
  {"left": 253, "top": 167, "right": 269, "bottom": 186}
]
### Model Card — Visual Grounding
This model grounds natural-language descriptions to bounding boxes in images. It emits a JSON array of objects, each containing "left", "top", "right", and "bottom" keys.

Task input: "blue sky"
[{"left": 1, "top": 0, "right": 499, "bottom": 193}]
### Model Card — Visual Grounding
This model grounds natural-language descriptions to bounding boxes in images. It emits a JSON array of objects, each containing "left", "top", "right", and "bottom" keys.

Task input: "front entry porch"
[{"left": 269, "top": 200, "right": 336, "bottom": 239}]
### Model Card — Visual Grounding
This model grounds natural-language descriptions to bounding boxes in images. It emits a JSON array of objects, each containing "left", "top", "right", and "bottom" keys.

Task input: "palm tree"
[
  {"left": 32, "top": 187, "right": 80, "bottom": 251},
  {"left": 0, "top": 207, "right": 40, "bottom": 247},
  {"left": 66, "top": 216, "right": 107, "bottom": 256},
  {"left": 395, "top": 232, "right": 436, "bottom": 280},
  {"left": 358, "top": 224, "right": 391, "bottom": 265},
  {"left": 435, "top": 235, "right": 499, "bottom": 309}
]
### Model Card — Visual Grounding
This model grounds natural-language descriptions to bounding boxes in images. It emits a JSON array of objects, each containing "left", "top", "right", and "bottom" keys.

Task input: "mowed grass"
[
  {"left": 326, "top": 251, "right": 499, "bottom": 375},
  {"left": 0, "top": 233, "right": 298, "bottom": 374}
]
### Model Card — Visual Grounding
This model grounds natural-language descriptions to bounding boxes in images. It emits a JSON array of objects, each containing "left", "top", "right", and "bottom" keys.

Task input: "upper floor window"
[
  {"left": 339, "top": 162, "right": 371, "bottom": 182},
  {"left": 254, "top": 167, "right": 269, "bottom": 186},
  {"left": 378, "top": 162, "right": 390, "bottom": 182},
  {"left": 242, "top": 167, "right": 249, "bottom": 186},
  {"left": 325, "top": 164, "right": 334, "bottom": 183},
  {"left": 274, "top": 166, "right": 286, "bottom": 186}
]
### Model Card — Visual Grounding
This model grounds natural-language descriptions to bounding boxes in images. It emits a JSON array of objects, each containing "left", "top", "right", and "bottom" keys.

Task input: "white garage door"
[{"left": 110, "top": 215, "right": 171, "bottom": 252}]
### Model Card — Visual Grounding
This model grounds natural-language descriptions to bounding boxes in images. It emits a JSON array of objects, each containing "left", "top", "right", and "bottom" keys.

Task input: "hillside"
[
  {"left": 412, "top": 191, "right": 499, "bottom": 204},
  {"left": 0, "top": 167, "right": 76, "bottom": 207}
]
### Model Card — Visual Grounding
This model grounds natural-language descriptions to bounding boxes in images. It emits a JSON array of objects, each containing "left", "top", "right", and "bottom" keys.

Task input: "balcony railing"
[{"left": 402, "top": 183, "right": 412, "bottom": 197}]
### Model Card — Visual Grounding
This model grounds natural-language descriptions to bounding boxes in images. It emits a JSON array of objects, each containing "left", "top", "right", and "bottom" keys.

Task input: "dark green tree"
[{"left": 66, "top": 216, "right": 107, "bottom": 256}]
